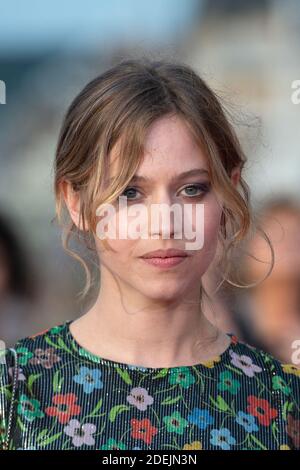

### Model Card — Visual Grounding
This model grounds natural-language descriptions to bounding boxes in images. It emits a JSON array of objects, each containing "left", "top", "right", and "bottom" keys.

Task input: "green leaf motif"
[
  {"left": 17, "top": 417, "right": 26, "bottom": 433},
  {"left": 161, "top": 395, "right": 182, "bottom": 406},
  {"left": 217, "top": 395, "right": 229, "bottom": 411},
  {"left": 271, "top": 420, "right": 279, "bottom": 440},
  {"left": 288, "top": 402, "right": 294, "bottom": 412},
  {"left": 28, "top": 374, "right": 42, "bottom": 394},
  {"left": 109, "top": 404, "right": 130, "bottom": 423},
  {"left": 115, "top": 367, "right": 132, "bottom": 385},
  {"left": 209, "top": 395, "right": 229, "bottom": 411},
  {"left": 38, "top": 432, "right": 63, "bottom": 447},
  {"left": 44, "top": 336, "right": 59, "bottom": 349},
  {"left": 52, "top": 370, "right": 64, "bottom": 393},
  {"left": 153, "top": 368, "right": 169, "bottom": 379},
  {"left": 44, "top": 336, "right": 73, "bottom": 354},
  {"left": 36, "top": 429, "right": 49, "bottom": 442},
  {"left": 57, "top": 337, "right": 73, "bottom": 354},
  {"left": 0, "top": 385, "right": 12, "bottom": 400},
  {"left": 224, "top": 364, "right": 243, "bottom": 376},
  {"left": 282, "top": 401, "right": 288, "bottom": 421},
  {"left": 249, "top": 433, "right": 267, "bottom": 450},
  {"left": 89, "top": 398, "right": 103, "bottom": 417}
]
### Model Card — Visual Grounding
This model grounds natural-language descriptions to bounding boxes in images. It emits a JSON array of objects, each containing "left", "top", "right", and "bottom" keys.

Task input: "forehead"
[
  {"left": 143, "top": 114, "right": 207, "bottom": 165},
  {"left": 109, "top": 115, "right": 208, "bottom": 180}
]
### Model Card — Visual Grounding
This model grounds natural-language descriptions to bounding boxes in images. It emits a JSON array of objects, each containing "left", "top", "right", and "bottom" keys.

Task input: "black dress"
[{"left": 0, "top": 320, "right": 299, "bottom": 450}]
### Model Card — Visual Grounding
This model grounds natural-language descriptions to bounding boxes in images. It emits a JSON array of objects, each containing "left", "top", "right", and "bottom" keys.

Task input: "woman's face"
[{"left": 94, "top": 114, "right": 226, "bottom": 303}]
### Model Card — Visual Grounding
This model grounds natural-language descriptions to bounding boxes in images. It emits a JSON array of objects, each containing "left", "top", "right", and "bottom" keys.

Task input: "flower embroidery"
[
  {"left": 247, "top": 395, "right": 278, "bottom": 426},
  {"left": 45, "top": 393, "right": 81, "bottom": 424},
  {"left": 130, "top": 418, "right": 158, "bottom": 445},
  {"left": 1, "top": 320, "right": 299, "bottom": 450},
  {"left": 282, "top": 364, "right": 300, "bottom": 377},
  {"left": 73, "top": 367, "right": 103, "bottom": 394},
  {"left": 163, "top": 411, "right": 189, "bottom": 435},
  {"left": 168, "top": 367, "right": 196, "bottom": 389},
  {"left": 187, "top": 408, "right": 215, "bottom": 430},
  {"left": 183, "top": 441, "right": 202, "bottom": 450},
  {"left": 29, "top": 348, "right": 61, "bottom": 369},
  {"left": 201, "top": 356, "right": 221, "bottom": 368},
  {"left": 229, "top": 351, "right": 262, "bottom": 377},
  {"left": 131, "top": 418, "right": 158, "bottom": 444},
  {"left": 17, "top": 394, "right": 44, "bottom": 422},
  {"left": 127, "top": 387, "right": 154, "bottom": 411},
  {"left": 64, "top": 419, "right": 96, "bottom": 447},
  {"left": 210, "top": 428, "right": 236, "bottom": 450},
  {"left": 235, "top": 411, "right": 259, "bottom": 432},
  {"left": 217, "top": 371, "right": 241, "bottom": 395},
  {"left": 15, "top": 346, "right": 33, "bottom": 366}
]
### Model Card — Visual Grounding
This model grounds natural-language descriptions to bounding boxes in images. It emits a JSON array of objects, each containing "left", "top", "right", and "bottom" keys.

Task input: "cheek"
[
  {"left": 191, "top": 199, "right": 222, "bottom": 266},
  {"left": 95, "top": 237, "right": 136, "bottom": 265},
  {"left": 94, "top": 198, "right": 222, "bottom": 275},
  {"left": 203, "top": 204, "right": 222, "bottom": 245},
  {"left": 95, "top": 206, "right": 138, "bottom": 264}
]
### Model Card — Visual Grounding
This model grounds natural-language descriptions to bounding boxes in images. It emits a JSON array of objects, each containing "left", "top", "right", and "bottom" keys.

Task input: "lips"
[{"left": 141, "top": 248, "right": 188, "bottom": 259}]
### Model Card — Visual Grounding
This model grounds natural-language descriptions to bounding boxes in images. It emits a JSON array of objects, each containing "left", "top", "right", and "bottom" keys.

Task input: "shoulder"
[
  {"left": 9, "top": 320, "right": 72, "bottom": 372},
  {"left": 0, "top": 321, "right": 72, "bottom": 449},
  {"left": 230, "top": 335, "right": 300, "bottom": 390},
  {"left": 230, "top": 336, "right": 300, "bottom": 449}
]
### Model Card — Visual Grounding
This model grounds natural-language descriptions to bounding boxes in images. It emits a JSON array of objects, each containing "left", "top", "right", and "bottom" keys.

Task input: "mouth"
[{"left": 140, "top": 256, "right": 188, "bottom": 269}]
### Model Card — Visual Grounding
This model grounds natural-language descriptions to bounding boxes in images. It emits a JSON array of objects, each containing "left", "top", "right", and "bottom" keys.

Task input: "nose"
[{"left": 147, "top": 189, "right": 179, "bottom": 240}]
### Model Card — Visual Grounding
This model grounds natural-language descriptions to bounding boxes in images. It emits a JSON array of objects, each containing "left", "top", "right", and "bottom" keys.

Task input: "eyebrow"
[{"left": 109, "top": 168, "right": 209, "bottom": 183}]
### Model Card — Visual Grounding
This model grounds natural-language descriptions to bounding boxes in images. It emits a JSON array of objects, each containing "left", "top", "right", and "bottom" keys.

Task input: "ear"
[
  {"left": 60, "top": 180, "right": 88, "bottom": 231},
  {"left": 230, "top": 166, "right": 241, "bottom": 188}
]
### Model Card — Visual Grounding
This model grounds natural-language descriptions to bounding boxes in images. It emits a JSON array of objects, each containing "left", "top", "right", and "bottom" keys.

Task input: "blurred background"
[{"left": 0, "top": 0, "right": 299, "bottom": 365}]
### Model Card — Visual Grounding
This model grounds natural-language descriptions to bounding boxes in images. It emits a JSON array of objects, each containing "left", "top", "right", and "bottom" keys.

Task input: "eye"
[
  {"left": 120, "top": 183, "right": 211, "bottom": 201},
  {"left": 120, "top": 186, "right": 141, "bottom": 200},
  {"left": 180, "top": 183, "right": 211, "bottom": 198}
]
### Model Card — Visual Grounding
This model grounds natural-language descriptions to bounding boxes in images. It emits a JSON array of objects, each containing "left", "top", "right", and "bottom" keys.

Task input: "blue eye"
[
  {"left": 120, "top": 183, "right": 211, "bottom": 201},
  {"left": 121, "top": 187, "right": 140, "bottom": 200},
  {"left": 181, "top": 183, "right": 210, "bottom": 197}
]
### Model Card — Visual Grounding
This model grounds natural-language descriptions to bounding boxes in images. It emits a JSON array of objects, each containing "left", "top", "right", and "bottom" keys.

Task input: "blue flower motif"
[
  {"left": 210, "top": 428, "right": 236, "bottom": 450},
  {"left": 235, "top": 411, "right": 259, "bottom": 432},
  {"left": 187, "top": 408, "right": 214, "bottom": 430},
  {"left": 73, "top": 366, "right": 103, "bottom": 394}
]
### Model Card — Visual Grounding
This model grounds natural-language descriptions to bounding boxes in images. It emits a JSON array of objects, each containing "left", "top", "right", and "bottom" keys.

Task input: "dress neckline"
[{"left": 63, "top": 319, "right": 238, "bottom": 373}]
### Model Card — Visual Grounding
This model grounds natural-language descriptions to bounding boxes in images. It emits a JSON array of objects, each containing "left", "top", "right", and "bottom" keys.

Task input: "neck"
[{"left": 71, "top": 267, "right": 229, "bottom": 368}]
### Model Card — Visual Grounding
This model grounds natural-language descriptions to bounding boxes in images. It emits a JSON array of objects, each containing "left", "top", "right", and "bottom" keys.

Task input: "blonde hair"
[{"left": 53, "top": 57, "right": 274, "bottom": 304}]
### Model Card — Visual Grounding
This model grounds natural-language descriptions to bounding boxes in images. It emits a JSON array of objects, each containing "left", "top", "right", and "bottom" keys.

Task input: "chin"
[{"left": 138, "top": 283, "right": 187, "bottom": 302}]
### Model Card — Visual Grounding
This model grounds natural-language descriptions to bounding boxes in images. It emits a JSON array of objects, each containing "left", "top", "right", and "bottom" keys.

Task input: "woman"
[{"left": 0, "top": 58, "right": 299, "bottom": 450}]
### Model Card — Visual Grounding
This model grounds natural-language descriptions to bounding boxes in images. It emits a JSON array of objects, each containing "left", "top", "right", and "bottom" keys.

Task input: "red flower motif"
[
  {"left": 286, "top": 414, "right": 300, "bottom": 449},
  {"left": 247, "top": 395, "right": 278, "bottom": 426},
  {"left": 45, "top": 393, "right": 81, "bottom": 424},
  {"left": 131, "top": 418, "right": 158, "bottom": 445}
]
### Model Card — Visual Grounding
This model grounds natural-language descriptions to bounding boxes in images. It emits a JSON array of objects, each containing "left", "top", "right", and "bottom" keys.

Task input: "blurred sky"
[{"left": 0, "top": 0, "right": 203, "bottom": 55}]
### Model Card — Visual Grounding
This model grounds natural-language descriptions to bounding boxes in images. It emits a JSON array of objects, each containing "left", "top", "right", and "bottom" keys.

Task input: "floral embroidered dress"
[{"left": 0, "top": 319, "right": 299, "bottom": 450}]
